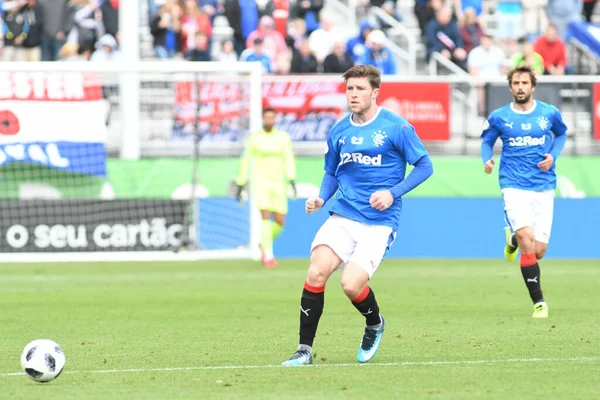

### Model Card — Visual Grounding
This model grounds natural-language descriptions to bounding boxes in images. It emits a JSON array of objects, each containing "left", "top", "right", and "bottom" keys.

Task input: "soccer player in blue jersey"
[
  {"left": 481, "top": 65, "right": 568, "bottom": 319},
  {"left": 281, "top": 65, "right": 434, "bottom": 366}
]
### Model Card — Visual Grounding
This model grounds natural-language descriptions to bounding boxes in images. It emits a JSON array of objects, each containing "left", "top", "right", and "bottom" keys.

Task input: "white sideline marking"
[
  {"left": 2, "top": 357, "right": 599, "bottom": 377},
  {"left": 1, "top": 268, "right": 600, "bottom": 285}
]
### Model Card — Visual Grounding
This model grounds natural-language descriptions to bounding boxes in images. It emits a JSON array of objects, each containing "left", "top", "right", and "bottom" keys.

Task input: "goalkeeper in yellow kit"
[{"left": 235, "top": 108, "right": 297, "bottom": 268}]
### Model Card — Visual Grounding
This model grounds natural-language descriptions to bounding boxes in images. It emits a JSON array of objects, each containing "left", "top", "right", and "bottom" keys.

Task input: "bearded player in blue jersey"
[
  {"left": 481, "top": 66, "right": 568, "bottom": 319},
  {"left": 281, "top": 65, "right": 434, "bottom": 366}
]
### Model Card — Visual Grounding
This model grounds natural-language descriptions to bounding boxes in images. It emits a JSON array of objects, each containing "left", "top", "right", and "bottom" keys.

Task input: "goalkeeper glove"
[
  {"left": 290, "top": 180, "right": 297, "bottom": 199},
  {"left": 235, "top": 184, "right": 244, "bottom": 204}
]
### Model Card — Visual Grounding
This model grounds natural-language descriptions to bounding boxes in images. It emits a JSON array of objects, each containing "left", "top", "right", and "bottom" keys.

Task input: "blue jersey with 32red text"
[
  {"left": 324, "top": 107, "right": 429, "bottom": 231},
  {"left": 481, "top": 100, "right": 568, "bottom": 191}
]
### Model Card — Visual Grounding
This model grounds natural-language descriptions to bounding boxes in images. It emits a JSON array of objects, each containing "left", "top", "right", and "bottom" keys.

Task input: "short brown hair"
[
  {"left": 507, "top": 66, "right": 537, "bottom": 87},
  {"left": 342, "top": 65, "right": 381, "bottom": 89}
]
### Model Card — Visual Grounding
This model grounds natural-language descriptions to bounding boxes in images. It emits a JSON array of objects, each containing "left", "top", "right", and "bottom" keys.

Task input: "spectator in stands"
[
  {"left": 90, "top": 33, "right": 121, "bottom": 60},
  {"left": 10, "top": 0, "right": 44, "bottom": 61},
  {"left": 100, "top": 0, "right": 118, "bottom": 42},
  {"left": 240, "top": 37, "right": 273, "bottom": 73},
  {"left": 583, "top": 0, "right": 598, "bottom": 22},
  {"left": 345, "top": 20, "right": 373, "bottom": 63},
  {"left": 467, "top": 33, "right": 506, "bottom": 115},
  {"left": 147, "top": 0, "right": 161, "bottom": 22},
  {"left": 323, "top": 38, "right": 354, "bottom": 73},
  {"left": 467, "top": 34, "right": 505, "bottom": 77},
  {"left": 198, "top": 0, "right": 219, "bottom": 24},
  {"left": 290, "top": 37, "right": 318, "bottom": 73},
  {"left": 425, "top": 6, "right": 467, "bottom": 70},
  {"left": 510, "top": 36, "right": 545, "bottom": 75},
  {"left": 216, "top": 39, "right": 239, "bottom": 62},
  {"left": 307, "top": 11, "right": 338, "bottom": 63},
  {"left": 150, "top": 0, "right": 183, "bottom": 59},
  {"left": 76, "top": 40, "right": 94, "bottom": 60},
  {"left": 71, "top": 0, "right": 106, "bottom": 52},
  {"left": 370, "top": 0, "right": 403, "bottom": 31},
  {"left": 184, "top": 30, "right": 211, "bottom": 61},
  {"left": 452, "top": 0, "right": 484, "bottom": 22},
  {"left": 292, "top": 0, "right": 323, "bottom": 35},
  {"left": 495, "top": 0, "right": 523, "bottom": 55},
  {"left": 181, "top": 0, "right": 212, "bottom": 53},
  {"left": 360, "top": 29, "right": 397, "bottom": 75},
  {"left": 459, "top": 7, "right": 483, "bottom": 53},
  {"left": 272, "top": 51, "right": 292, "bottom": 74},
  {"left": 2, "top": 1, "right": 26, "bottom": 61},
  {"left": 285, "top": 17, "right": 306, "bottom": 52},
  {"left": 58, "top": 40, "right": 86, "bottom": 60},
  {"left": 534, "top": 23, "right": 568, "bottom": 75},
  {"left": 414, "top": 0, "right": 443, "bottom": 38},
  {"left": 224, "top": 0, "right": 259, "bottom": 55},
  {"left": 521, "top": 0, "right": 548, "bottom": 41},
  {"left": 39, "top": 0, "right": 71, "bottom": 61},
  {"left": 246, "top": 15, "right": 287, "bottom": 60},
  {"left": 546, "top": 0, "right": 583, "bottom": 40}
]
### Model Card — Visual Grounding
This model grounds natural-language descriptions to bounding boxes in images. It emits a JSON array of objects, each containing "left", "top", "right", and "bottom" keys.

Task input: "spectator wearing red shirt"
[
  {"left": 533, "top": 24, "right": 567, "bottom": 75},
  {"left": 459, "top": 7, "right": 483, "bottom": 54},
  {"left": 180, "top": 0, "right": 212, "bottom": 53}
]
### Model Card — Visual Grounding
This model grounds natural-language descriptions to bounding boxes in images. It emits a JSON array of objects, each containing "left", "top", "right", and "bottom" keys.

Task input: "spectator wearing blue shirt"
[
  {"left": 346, "top": 20, "right": 373, "bottom": 62},
  {"left": 359, "top": 29, "right": 397, "bottom": 75},
  {"left": 495, "top": 0, "right": 523, "bottom": 54},
  {"left": 240, "top": 38, "right": 273, "bottom": 73},
  {"left": 425, "top": 6, "right": 467, "bottom": 70}
]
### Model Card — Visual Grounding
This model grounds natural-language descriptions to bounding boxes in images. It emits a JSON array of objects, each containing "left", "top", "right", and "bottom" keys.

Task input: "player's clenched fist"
[
  {"left": 305, "top": 196, "right": 324, "bottom": 214},
  {"left": 370, "top": 190, "right": 394, "bottom": 211},
  {"left": 484, "top": 158, "right": 494, "bottom": 174},
  {"left": 537, "top": 153, "right": 554, "bottom": 171}
]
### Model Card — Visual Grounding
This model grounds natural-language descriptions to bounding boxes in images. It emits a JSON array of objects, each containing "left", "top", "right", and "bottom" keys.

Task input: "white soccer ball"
[{"left": 20, "top": 339, "right": 66, "bottom": 382}]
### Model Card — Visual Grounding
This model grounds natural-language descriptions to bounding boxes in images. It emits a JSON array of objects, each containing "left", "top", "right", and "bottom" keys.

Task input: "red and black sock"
[
  {"left": 351, "top": 286, "right": 381, "bottom": 327},
  {"left": 520, "top": 253, "right": 544, "bottom": 303},
  {"left": 299, "top": 282, "right": 325, "bottom": 348}
]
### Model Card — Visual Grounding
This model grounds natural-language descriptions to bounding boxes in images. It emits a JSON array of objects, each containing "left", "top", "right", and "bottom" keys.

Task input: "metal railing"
[
  {"left": 370, "top": 6, "right": 417, "bottom": 76},
  {"left": 428, "top": 51, "right": 469, "bottom": 76},
  {"left": 568, "top": 39, "right": 600, "bottom": 75}
]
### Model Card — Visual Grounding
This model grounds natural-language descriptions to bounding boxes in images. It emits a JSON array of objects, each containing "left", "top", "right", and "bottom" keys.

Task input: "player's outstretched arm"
[{"left": 388, "top": 155, "right": 434, "bottom": 199}]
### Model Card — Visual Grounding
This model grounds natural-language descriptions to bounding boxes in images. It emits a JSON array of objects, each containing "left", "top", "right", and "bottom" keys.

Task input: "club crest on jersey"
[
  {"left": 537, "top": 116, "right": 550, "bottom": 131},
  {"left": 372, "top": 130, "right": 387, "bottom": 147}
]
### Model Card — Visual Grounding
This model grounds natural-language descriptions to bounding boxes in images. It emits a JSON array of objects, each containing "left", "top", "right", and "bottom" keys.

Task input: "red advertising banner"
[
  {"left": 378, "top": 82, "right": 450, "bottom": 141},
  {"left": 594, "top": 83, "right": 600, "bottom": 140},
  {"left": 172, "top": 78, "right": 450, "bottom": 142}
]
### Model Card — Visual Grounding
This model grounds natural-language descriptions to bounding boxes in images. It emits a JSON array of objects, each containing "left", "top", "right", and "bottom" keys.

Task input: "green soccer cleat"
[
  {"left": 504, "top": 228, "right": 518, "bottom": 262},
  {"left": 281, "top": 350, "right": 313, "bottom": 366},
  {"left": 532, "top": 302, "right": 549, "bottom": 318}
]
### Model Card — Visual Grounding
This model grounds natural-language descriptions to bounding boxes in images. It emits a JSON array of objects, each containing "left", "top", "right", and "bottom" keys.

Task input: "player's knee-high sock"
[
  {"left": 299, "top": 282, "right": 325, "bottom": 351},
  {"left": 351, "top": 286, "right": 382, "bottom": 327},
  {"left": 520, "top": 253, "right": 544, "bottom": 303},
  {"left": 271, "top": 221, "right": 283, "bottom": 241},
  {"left": 261, "top": 219, "right": 273, "bottom": 259}
]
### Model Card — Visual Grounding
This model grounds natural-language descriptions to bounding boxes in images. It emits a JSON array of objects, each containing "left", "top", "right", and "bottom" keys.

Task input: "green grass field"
[{"left": 1, "top": 259, "right": 599, "bottom": 399}]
